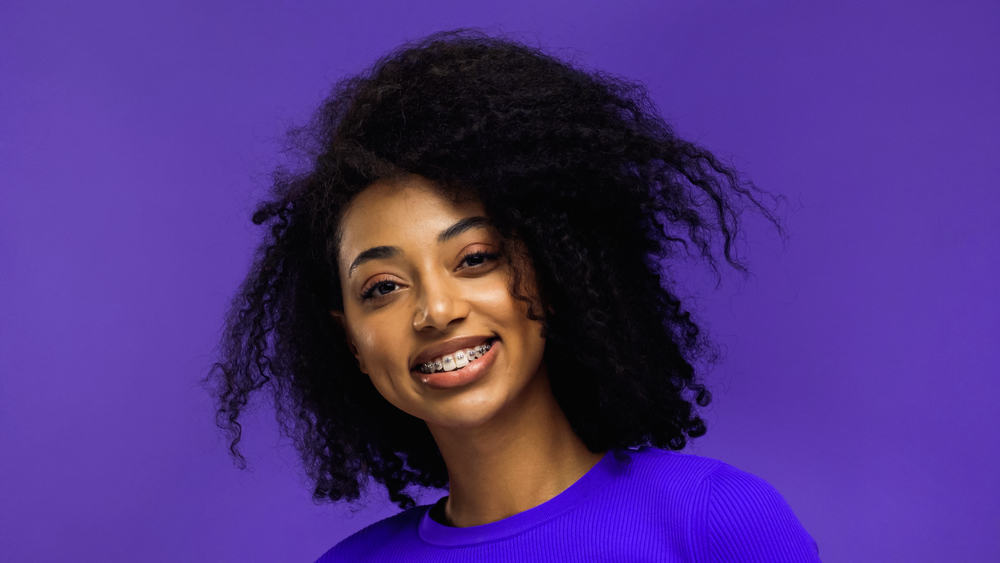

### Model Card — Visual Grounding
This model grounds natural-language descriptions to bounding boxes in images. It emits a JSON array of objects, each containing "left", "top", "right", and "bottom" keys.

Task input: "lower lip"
[{"left": 412, "top": 340, "right": 500, "bottom": 390}]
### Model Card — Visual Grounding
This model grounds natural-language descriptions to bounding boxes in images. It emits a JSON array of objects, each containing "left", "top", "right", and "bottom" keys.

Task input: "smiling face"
[{"left": 332, "top": 175, "right": 548, "bottom": 429}]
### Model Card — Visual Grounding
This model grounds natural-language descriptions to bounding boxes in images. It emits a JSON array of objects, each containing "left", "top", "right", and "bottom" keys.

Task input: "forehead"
[{"left": 337, "top": 178, "right": 488, "bottom": 262}]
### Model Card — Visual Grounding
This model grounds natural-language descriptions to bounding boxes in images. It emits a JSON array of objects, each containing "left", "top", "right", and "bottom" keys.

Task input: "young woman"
[{"left": 206, "top": 29, "right": 821, "bottom": 562}]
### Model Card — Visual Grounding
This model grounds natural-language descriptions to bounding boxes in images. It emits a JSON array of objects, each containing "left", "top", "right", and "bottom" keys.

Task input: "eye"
[
  {"left": 459, "top": 251, "right": 500, "bottom": 269},
  {"left": 360, "top": 277, "right": 399, "bottom": 301},
  {"left": 358, "top": 251, "right": 500, "bottom": 303}
]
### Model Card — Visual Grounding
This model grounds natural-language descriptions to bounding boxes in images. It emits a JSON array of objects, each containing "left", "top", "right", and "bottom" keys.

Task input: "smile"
[{"left": 417, "top": 339, "right": 496, "bottom": 374}]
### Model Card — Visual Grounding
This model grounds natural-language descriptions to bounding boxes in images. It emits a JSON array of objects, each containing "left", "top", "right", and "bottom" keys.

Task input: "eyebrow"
[{"left": 347, "top": 216, "right": 492, "bottom": 277}]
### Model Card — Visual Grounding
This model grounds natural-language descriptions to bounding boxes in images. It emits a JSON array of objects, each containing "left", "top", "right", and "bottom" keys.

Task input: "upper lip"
[{"left": 411, "top": 335, "right": 495, "bottom": 369}]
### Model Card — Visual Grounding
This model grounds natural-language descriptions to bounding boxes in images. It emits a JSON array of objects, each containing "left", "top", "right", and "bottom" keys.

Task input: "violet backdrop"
[{"left": 2, "top": 1, "right": 997, "bottom": 561}]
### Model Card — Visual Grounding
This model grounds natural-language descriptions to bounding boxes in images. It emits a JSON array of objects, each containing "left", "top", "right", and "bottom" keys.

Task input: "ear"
[{"left": 329, "top": 310, "right": 365, "bottom": 371}]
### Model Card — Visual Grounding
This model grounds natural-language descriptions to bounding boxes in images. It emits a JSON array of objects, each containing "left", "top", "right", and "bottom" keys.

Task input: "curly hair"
[{"left": 204, "top": 28, "right": 784, "bottom": 511}]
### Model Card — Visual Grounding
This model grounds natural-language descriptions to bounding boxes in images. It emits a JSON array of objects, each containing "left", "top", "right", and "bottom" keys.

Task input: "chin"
[{"left": 421, "top": 392, "right": 508, "bottom": 430}]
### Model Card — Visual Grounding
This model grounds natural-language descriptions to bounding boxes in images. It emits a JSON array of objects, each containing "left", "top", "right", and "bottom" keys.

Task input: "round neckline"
[{"left": 418, "top": 448, "right": 621, "bottom": 546}]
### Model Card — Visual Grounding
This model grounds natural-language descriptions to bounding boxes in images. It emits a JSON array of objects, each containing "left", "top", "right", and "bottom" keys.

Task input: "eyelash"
[{"left": 360, "top": 251, "right": 501, "bottom": 302}]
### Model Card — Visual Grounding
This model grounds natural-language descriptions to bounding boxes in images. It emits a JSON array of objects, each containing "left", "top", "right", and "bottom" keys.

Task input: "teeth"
[{"left": 418, "top": 341, "right": 493, "bottom": 374}]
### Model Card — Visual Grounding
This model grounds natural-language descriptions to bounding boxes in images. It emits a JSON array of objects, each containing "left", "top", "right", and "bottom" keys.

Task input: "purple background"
[{"left": 3, "top": 1, "right": 997, "bottom": 561}]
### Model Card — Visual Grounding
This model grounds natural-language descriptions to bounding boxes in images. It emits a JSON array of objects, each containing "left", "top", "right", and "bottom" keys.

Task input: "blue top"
[{"left": 317, "top": 446, "right": 821, "bottom": 562}]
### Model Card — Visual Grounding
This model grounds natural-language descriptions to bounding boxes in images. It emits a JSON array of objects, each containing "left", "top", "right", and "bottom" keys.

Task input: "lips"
[{"left": 410, "top": 335, "right": 497, "bottom": 370}]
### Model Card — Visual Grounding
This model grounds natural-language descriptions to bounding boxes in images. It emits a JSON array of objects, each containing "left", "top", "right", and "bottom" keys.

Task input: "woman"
[{"left": 206, "top": 29, "right": 821, "bottom": 561}]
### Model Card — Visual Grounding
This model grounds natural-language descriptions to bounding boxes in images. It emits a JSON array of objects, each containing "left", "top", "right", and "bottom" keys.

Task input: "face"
[{"left": 332, "top": 175, "right": 548, "bottom": 429}]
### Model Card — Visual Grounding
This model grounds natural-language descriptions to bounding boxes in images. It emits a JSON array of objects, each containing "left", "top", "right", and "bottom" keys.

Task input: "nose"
[{"left": 412, "top": 270, "right": 470, "bottom": 332}]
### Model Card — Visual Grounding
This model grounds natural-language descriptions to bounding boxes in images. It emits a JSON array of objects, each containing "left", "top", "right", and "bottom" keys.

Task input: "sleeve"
[{"left": 689, "top": 463, "right": 821, "bottom": 562}]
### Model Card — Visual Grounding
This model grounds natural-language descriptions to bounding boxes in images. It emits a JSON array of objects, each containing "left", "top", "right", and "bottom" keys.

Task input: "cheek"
[
  {"left": 351, "top": 323, "right": 410, "bottom": 397},
  {"left": 356, "top": 333, "right": 396, "bottom": 380},
  {"left": 346, "top": 319, "right": 387, "bottom": 378},
  {"left": 475, "top": 277, "right": 534, "bottom": 321},
  {"left": 356, "top": 329, "right": 379, "bottom": 354}
]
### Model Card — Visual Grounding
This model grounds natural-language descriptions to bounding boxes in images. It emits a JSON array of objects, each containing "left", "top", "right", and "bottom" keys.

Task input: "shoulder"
[
  {"left": 314, "top": 504, "right": 428, "bottom": 563},
  {"left": 685, "top": 455, "right": 821, "bottom": 562},
  {"left": 614, "top": 447, "right": 819, "bottom": 561},
  {"left": 611, "top": 446, "right": 730, "bottom": 493}
]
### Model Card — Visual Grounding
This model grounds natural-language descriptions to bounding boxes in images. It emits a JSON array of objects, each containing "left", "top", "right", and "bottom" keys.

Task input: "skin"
[{"left": 331, "top": 174, "right": 606, "bottom": 527}]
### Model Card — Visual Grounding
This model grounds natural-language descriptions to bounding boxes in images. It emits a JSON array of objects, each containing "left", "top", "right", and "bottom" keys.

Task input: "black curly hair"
[{"left": 204, "top": 28, "right": 784, "bottom": 511}]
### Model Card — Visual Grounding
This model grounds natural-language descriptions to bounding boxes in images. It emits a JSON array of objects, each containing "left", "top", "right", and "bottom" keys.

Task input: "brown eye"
[
  {"left": 459, "top": 251, "right": 500, "bottom": 269},
  {"left": 361, "top": 279, "right": 399, "bottom": 301}
]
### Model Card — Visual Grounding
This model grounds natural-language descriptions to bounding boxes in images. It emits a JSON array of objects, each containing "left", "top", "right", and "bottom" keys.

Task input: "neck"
[{"left": 426, "top": 370, "right": 606, "bottom": 528}]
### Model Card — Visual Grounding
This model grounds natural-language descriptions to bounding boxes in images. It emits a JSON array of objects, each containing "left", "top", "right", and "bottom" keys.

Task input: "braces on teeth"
[{"left": 418, "top": 341, "right": 494, "bottom": 374}]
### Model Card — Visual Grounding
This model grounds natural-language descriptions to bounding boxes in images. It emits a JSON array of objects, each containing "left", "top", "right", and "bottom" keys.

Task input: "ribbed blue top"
[{"left": 317, "top": 447, "right": 821, "bottom": 562}]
